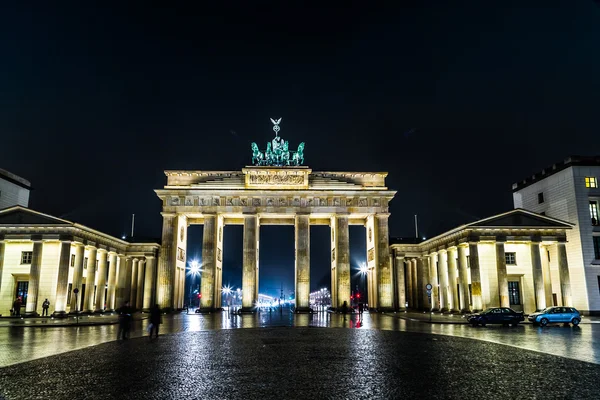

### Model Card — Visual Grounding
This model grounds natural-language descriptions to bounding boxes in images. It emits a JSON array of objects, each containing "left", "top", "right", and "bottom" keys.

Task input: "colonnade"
[
  {"left": 156, "top": 212, "right": 394, "bottom": 312},
  {"left": 395, "top": 238, "right": 572, "bottom": 313},
  {"left": 0, "top": 237, "right": 158, "bottom": 316}
]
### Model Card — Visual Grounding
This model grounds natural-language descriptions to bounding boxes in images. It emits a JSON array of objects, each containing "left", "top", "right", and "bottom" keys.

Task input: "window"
[
  {"left": 585, "top": 177, "right": 597, "bottom": 188},
  {"left": 67, "top": 283, "right": 72, "bottom": 304},
  {"left": 83, "top": 257, "right": 88, "bottom": 269},
  {"left": 20, "top": 251, "right": 33, "bottom": 264},
  {"left": 505, "top": 252, "right": 517, "bottom": 265},
  {"left": 594, "top": 236, "right": 600, "bottom": 260},
  {"left": 538, "top": 192, "right": 544, "bottom": 204},
  {"left": 70, "top": 254, "right": 75, "bottom": 267},
  {"left": 15, "top": 281, "right": 28, "bottom": 306},
  {"left": 466, "top": 255, "right": 470, "bottom": 268},
  {"left": 547, "top": 250, "right": 551, "bottom": 262},
  {"left": 590, "top": 202, "right": 599, "bottom": 226},
  {"left": 95, "top": 259, "right": 99, "bottom": 271}
]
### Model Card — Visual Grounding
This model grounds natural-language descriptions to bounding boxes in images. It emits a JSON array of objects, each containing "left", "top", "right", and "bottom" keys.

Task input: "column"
[
  {"left": 124, "top": 257, "right": 133, "bottom": 306},
  {"left": 333, "top": 215, "right": 350, "bottom": 309},
  {"left": 438, "top": 249, "right": 450, "bottom": 311},
  {"left": 69, "top": 244, "right": 85, "bottom": 312},
  {"left": 136, "top": 259, "right": 145, "bottom": 310},
  {"left": 448, "top": 247, "right": 460, "bottom": 312},
  {"left": 530, "top": 240, "right": 546, "bottom": 310},
  {"left": 557, "top": 242, "right": 572, "bottom": 306},
  {"left": 295, "top": 214, "right": 310, "bottom": 312},
  {"left": 457, "top": 245, "right": 470, "bottom": 312},
  {"left": 469, "top": 242, "right": 483, "bottom": 311},
  {"left": 419, "top": 257, "right": 430, "bottom": 310},
  {"left": 94, "top": 249, "right": 108, "bottom": 312},
  {"left": 0, "top": 242, "right": 5, "bottom": 298},
  {"left": 115, "top": 255, "right": 130, "bottom": 308},
  {"left": 106, "top": 252, "right": 118, "bottom": 311},
  {"left": 405, "top": 260, "right": 413, "bottom": 308},
  {"left": 201, "top": 214, "right": 217, "bottom": 310},
  {"left": 129, "top": 258, "right": 139, "bottom": 307},
  {"left": 241, "top": 214, "right": 258, "bottom": 311},
  {"left": 157, "top": 213, "right": 176, "bottom": 310},
  {"left": 143, "top": 256, "right": 156, "bottom": 310},
  {"left": 541, "top": 245, "right": 554, "bottom": 306},
  {"left": 83, "top": 246, "right": 97, "bottom": 312},
  {"left": 395, "top": 252, "right": 405, "bottom": 310},
  {"left": 375, "top": 214, "right": 393, "bottom": 310},
  {"left": 495, "top": 239, "right": 509, "bottom": 308},
  {"left": 429, "top": 253, "right": 439, "bottom": 311},
  {"left": 54, "top": 240, "right": 72, "bottom": 315},
  {"left": 411, "top": 259, "right": 418, "bottom": 308},
  {"left": 25, "top": 240, "right": 43, "bottom": 315}
]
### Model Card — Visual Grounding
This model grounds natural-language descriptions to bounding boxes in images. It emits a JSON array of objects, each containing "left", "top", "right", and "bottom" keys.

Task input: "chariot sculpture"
[{"left": 251, "top": 118, "right": 305, "bottom": 166}]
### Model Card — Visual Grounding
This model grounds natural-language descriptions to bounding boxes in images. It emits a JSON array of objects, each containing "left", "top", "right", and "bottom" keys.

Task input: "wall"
[
  {"left": 0, "top": 242, "right": 33, "bottom": 314},
  {"left": 0, "top": 179, "right": 29, "bottom": 209}
]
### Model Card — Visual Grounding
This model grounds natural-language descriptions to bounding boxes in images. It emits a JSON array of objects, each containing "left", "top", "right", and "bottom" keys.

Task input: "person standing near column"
[{"left": 42, "top": 299, "right": 50, "bottom": 317}]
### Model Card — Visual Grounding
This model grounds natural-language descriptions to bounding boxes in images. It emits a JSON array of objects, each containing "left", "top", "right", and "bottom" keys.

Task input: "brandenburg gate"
[{"left": 155, "top": 119, "right": 396, "bottom": 312}]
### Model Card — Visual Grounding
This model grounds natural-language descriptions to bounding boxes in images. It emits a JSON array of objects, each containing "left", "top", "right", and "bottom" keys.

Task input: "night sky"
[{"left": 2, "top": 2, "right": 600, "bottom": 299}]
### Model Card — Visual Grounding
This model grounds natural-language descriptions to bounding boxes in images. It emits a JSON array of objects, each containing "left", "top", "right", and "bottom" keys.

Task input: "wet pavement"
[{"left": 1, "top": 325, "right": 599, "bottom": 399}]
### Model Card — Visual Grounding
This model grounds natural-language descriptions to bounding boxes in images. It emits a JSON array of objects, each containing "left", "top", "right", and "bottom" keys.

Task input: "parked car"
[
  {"left": 467, "top": 307, "right": 524, "bottom": 327},
  {"left": 528, "top": 306, "right": 582, "bottom": 327}
]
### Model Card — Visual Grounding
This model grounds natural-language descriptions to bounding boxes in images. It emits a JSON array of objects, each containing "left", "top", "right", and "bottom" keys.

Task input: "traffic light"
[
  {"left": 198, "top": 293, "right": 202, "bottom": 299},
  {"left": 357, "top": 293, "right": 361, "bottom": 299}
]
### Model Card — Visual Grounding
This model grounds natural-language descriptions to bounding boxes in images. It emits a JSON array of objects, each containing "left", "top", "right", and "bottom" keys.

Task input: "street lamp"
[
  {"left": 222, "top": 285, "right": 232, "bottom": 310},
  {"left": 359, "top": 262, "right": 368, "bottom": 305},
  {"left": 187, "top": 260, "right": 202, "bottom": 309}
]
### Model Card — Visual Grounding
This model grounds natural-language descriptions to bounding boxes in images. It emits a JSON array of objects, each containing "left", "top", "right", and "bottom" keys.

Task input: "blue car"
[{"left": 528, "top": 306, "right": 582, "bottom": 327}]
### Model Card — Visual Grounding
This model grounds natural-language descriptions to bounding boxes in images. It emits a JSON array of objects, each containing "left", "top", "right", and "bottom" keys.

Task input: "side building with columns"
[
  {"left": 391, "top": 209, "right": 576, "bottom": 315},
  {"left": 0, "top": 206, "right": 160, "bottom": 316}
]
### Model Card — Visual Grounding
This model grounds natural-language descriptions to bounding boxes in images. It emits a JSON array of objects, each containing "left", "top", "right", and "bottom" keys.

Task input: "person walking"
[
  {"left": 42, "top": 299, "right": 50, "bottom": 317},
  {"left": 117, "top": 301, "right": 133, "bottom": 340},
  {"left": 13, "top": 297, "right": 22, "bottom": 317},
  {"left": 148, "top": 304, "right": 162, "bottom": 339},
  {"left": 342, "top": 300, "right": 348, "bottom": 320}
]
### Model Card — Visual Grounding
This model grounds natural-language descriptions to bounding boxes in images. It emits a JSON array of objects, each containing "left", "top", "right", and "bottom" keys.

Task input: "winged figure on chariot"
[{"left": 251, "top": 118, "right": 305, "bottom": 166}]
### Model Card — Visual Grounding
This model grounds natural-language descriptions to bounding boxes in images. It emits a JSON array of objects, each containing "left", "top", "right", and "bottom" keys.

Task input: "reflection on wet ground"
[{"left": 1, "top": 308, "right": 599, "bottom": 367}]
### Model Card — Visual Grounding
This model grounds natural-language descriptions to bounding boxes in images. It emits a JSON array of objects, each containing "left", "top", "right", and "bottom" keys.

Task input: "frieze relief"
[
  {"left": 367, "top": 247, "right": 375, "bottom": 262},
  {"left": 248, "top": 174, "right": 304, "bottom": 185}
]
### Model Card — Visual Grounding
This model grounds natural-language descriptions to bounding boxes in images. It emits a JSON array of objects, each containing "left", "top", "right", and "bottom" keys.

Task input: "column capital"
[
  {"left": 375, "top": 213, "right": 391, "bottom": 219},
  {"left": 97, "top": 248, "right": 108, "bottom": 254},
  {"left": 161, "top": 212, "right": 177, "bottom": 218}
]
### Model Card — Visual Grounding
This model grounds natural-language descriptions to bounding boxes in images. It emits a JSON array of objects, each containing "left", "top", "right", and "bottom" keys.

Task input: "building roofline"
[
  {"left": 0, "top": 168, "right": 31, "bottom": 190},
  {"left": 512, "top": 155, "right": 600, "bottom": 192}
]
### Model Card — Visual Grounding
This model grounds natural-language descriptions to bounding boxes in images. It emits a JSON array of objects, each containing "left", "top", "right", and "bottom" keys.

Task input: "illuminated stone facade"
[
  {"left": 0, "top": 207, "right": 159, "bottom": 316},
  {"left": 155, "top": 166, "right": 397, "bottom": 312},
  {"left": 391, "top": 209, "right": 574, "bottom": 314}
]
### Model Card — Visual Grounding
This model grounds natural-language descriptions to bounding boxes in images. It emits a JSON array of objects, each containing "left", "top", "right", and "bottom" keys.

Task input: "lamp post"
[
  {"left": 187, "top": 260, "right": 202, "bottom": 310},
  {"left": 359, "top": 262, "right": 368, "bottom": 307}
]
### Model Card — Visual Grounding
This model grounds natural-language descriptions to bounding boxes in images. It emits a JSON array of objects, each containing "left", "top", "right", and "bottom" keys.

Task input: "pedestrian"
[
  {"left": 358, "top": 302, "right": 364, "bottom": 319},
  {"left": 13, "top": 297, "right": 22, "bottom": 317},
  {"left": 117, "top": 301, "right": 133, "bottom": 340},
  {"left": 148, "top": 304, "right": 162, "bottom": 339},
  {"left": 342, "top": 300, "right": 348, "bottom": 320},
  {"left": 42, "top": 299, "right": 50, "bottom": 317}
]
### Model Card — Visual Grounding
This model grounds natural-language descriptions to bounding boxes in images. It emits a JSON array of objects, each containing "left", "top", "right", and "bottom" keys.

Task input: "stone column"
[
  {"left": 333, "top": 215, "right": 350, "bottom": 309},
  {"left": 201, "top": 214, "right": 217, "bottom": 310},
  {"left": 495, "top": 239, "right": 509, "bottom": 308},
  {"left": 541, "top": 245, "right": 553, "bottom": 306},
  {"left": 143, "top": 256, "right": 156, "bottom": 310},
  {"left": 375, "top": 214, "right": 393, "bottom": 310},
  {"left": 54, "top": 240, "right": 72, "bottom": 315},
  {"left": 136, "top": 259, "right": 145, "bottom": 310},
  {"left": 83, "top": 246, "right": 98, "bottom": 312},
  {"left": 129, "top": 258, "right": 139, "bottom": 307},
  {"left": 295, "top": 214, "right": 310, "bottom": 312},
  {"left": 395, "top": 252, "right": 406, "bottom": 310},
  {"left": 115, "top": 255, "right": 130, "bottom": 309},
  {"left": 25, "top": 240, "right": 44, "bottom": 315},
  {"left": 241, "top": 214, "right": 258, "bottom": 311},
  {"left": 530, "top": 240, "right": 546, "bottom": 310},
  {"left": 69, "top": 244, "right": 85, "bottom": 312},
  {"left": 438, "top": 249, "right": 450, "bottom": 311},
  {"left": 410, "top": 259, "right": 418, "bottom": 308},
  {"left": 469, "top": 242, "right": 483, "bottom": 311},
  {"left": 0, "top": 241, "right": 5, "bottom": 299},
  {"left": 94, "top": 249, "right": 108, "bottom": 312},
  {"left": 419, "top": 257, "right": 430, "bottom": 310},
  {"left": 405, "top": 260, "right": 413, "bottom": 308},
  {"left": 157, "top": 213, "right": 176, "bottom": 310},
  {"left": 429, "top": 253, "right": 439, "bottom": 311},
  {"left": 557, "top": 242, "right": 572, "bottom": 306},
  {"left": 457, "top": 245, "right": 470, "bottom": 312},
  {"left": 106, "top": 252, "right": 118, "bottom": 311},
  {"left": 447, "top": 247, "right": 460, "bottom": 312}
]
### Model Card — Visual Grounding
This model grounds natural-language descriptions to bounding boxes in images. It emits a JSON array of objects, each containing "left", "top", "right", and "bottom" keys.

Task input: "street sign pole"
[{"left": 425, "top": 283, "right": 433, "bottom": 322}]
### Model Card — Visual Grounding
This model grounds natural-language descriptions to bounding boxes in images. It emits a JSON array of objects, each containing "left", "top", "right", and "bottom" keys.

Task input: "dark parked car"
[
  {"left": 528, "top": 306, "right": 582, "bottom": 327},
  {"left": 467, "top": 307, "right": 524, "bottom": 327}
]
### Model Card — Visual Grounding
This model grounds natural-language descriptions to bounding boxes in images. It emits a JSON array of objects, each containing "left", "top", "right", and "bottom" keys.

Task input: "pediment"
[
  {"left": 468, "top": 209, "right": 572, "bottom": 229},
  {"left": 0, "top": 207, "right": 72, "bottom": 226}
]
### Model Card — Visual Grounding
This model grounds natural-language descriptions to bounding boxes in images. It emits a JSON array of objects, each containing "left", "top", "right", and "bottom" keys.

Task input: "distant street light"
[{"left": 187, "top": 260, "right": 202, "bottom": 309}]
